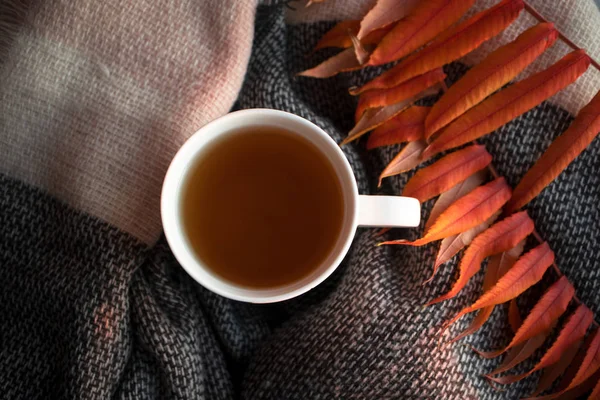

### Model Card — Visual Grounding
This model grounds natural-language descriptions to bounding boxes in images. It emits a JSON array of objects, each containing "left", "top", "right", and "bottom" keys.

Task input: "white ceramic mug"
[{"left": 161, "top": 109, "right": 420, "bottom": 303}]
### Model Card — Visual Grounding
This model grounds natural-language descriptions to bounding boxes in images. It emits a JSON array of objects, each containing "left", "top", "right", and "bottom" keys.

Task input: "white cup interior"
[{"left": 161, "top": 109, "right": 359, "bottom": 303}]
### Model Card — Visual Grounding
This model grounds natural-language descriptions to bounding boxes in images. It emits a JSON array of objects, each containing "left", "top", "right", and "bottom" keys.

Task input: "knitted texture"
[{"left": 1, "top": 2, "right": 599, "bottom": 400}]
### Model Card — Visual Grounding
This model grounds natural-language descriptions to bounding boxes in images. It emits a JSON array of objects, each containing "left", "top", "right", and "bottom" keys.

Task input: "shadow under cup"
[{"left": 162, "top": 109, "right": 359, "bottom": 303}]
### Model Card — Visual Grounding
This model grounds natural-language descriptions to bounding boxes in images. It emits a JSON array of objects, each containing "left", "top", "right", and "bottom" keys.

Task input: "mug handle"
[{"left": 357, "top": 195, "right": 421, "bottom": 228}]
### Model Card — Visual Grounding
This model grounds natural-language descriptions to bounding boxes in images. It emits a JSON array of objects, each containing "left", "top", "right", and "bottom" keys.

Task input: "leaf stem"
[{"left": 523, "top": 1, "right": 600, "bottom": 71}]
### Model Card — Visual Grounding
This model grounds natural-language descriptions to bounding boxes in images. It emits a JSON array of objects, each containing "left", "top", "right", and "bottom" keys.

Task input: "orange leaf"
[
  {"left": 377, "top": 140, "right": 429, "bottom": 184},
  {"left": 357, "top": 0, "right": 420, "bottom": 39},
  {"left": 526, "top": 329, "right": 600, "bottom": 399},
  {"left": 475, "top": 276, "right": 575, "bottom": 358},
  {"left": 423, "top": 50, "right": 591, "bottom": 158},
  {"left": 563, "top": 328, "right": 600, "bottom": 392},
  {"left": 505, "top": 89, "right": 600, "bottom": 213},
  {"left": 428, "top": 212, "right": 499, "bottom": 285},
  {"left": 591, "top": 378, "right": 600, "bottom": 400},
  {"left": 297, "top": 46, "right": 372, "bottom": 78},
  {"left": 508, "top": 298, "right": 522, "bottom": 333},
  {"left": 350, "top": 33, "right": 371, "bottom": 65},
  {"left": 555, "top": 329, "right": 597, "bottom": 392},
  {"left": 445, "top": 242, "right": 555, "bottom": 327},
  {"left": 427, "top": 211, "right": 535, "bottom": 305},
  {"left": 313, "top": 20, "right": 360, "bottom": 51},
  {"left": 474, "top": 327, "right": 554, "bottom": 371},
  {"left": 444, "top": 237, "right": 522, "bottom": 343},
  {"left": 384, "top": 178, "right": 512, "bottom": 247},
  {"left": 530, "top": 340, "right": 583, "bottom": 397},
  {"left": 352, "top": 0, "right": 523, "bottom": 95},
  {"left": 425, "top": 23, "right": 558, "bottom": 138},
  {"left": 344, "top": 87, "right": 439, "bottom": 145},
  {"left": 355, "top": 68, "right": 445, "bottom": 121},
  {"left": 313, "top": 21, "right": 392, "bottom": 52},
  {"left": 366, "top": 106, "right": 429, "bottom": 149},
  {"left": 529, "top": 370, "right": 600, "bottom": 400},
  {"left": 367, "top": 0, "right": 476, "bottom": 66},
  {"left": 487, "top": 305, "right": 593, "bottom": 384},
  {"left": 402, "top": 144, "right": 492, "bottom": 202},
  {"left": 426, "top": 171, "right": 486, "bottom": 229}
]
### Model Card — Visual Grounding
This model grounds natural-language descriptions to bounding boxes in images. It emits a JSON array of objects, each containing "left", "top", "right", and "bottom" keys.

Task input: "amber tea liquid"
[{"left": 181, "top": 126, "right": 344, "bottom": 288}]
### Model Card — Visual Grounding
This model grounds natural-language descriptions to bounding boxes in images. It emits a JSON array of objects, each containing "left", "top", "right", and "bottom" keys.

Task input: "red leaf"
[
  {"left": 350, "top": 33, "right": 371, "bottom": 65},
  {"left": 427, "top": 211, "right": 535, "bottom": 305},
  {"left": 313, "top": 21, "right": 393, "bottom": 52},
  {"left": 526, "top": 329, "right": 600, "bottom": 399},
  {"left": 475, "top": 276, "right": 575, "bottom": 358},
  {"left": 474, "top": 327, "right": 554, "bottom": 373},
  {"left": 530, "top": 340, "right": 583, "bottom": 397},
  {"left": 430, "top": 212, "right": 499, "bottom": 282},
  {"left": 401, "top": 144, "right": 492, "bottom": 202},
  {"left": 368, "top": 0, "right": 476, "bottom": 66},
  {"left": 355, "top": 68, "right": 445, "bottom": 121},
  {"left": 297, "top": 46, "right": 369, "bottom": 78},
  {"left": 423, "top": 50, "right": 591, "bottom": 158},
  {"left": 508, "top": 298, "right": 522, "bottom": 333},
  {"left": 425, "top": 23, "right": 558, "bottom": 138},
  {"left": 445, "top": 239, "right": 523, "bottom": 343},
  {"left": 357, "top": 0, "right": 420, "bottom": 39},
  {"left": 382, "top": 178, "right": 511, "bottom": 247},
  {"left": 343, "top": 87, "right": 439, "bottom": 145},
  {"left": 487, "top": 305, "right": 593, "bottom": 384},
  {"left": 590, "top": 378, "right": 600, "bottom": 400},
  {"left": 352, "top": 0, "right": 523, "bottom": 95},
  {"left": 313, "top": 20, "right": 360, "bottom": 51},
  {"left": 563, "top": 328, "right": 600, "bottom": 392},
  {"left": 445, "top": 242, "right": 555, "bottom": 327},
  {"left": 505, "top": 89, "right": 600, "bottom": 213},
  {"left": 426, "top": 171, "right": 486, "bottom": 229},
  {"left": 366, "top": 106, "right": 429, "bottom": 149},
  {"left": 377, "top": 140, "right": 430, "bottom": 186}
]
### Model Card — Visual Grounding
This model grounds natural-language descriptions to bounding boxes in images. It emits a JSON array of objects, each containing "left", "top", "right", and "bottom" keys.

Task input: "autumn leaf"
[
  {"left": 344, "top": 86, "right": 439, "bottom": 145},
  {"left": 475, "top": 327, "right": 555, "bottom": 374},
  {"left": 313, "top": 21, "right": 393, "bottom": 52},
  {"left": 355, "top": 68, "right": 445, "bottom": 121},
  {"left": 554, "top": 330, "right": 598, "bottom": 392},
  {"left": 525, "top": 328, "right": 600, "bottom": 399},
  {"left": 366, "top": 106, "right": 429, "bottom": 149},
  {"left": 474, "top": 276, "right": 575, "bottom": 358},
  {"left": 444, "top": 242, "right": 555, "bottom": 328},
  {"left": 357, "top": 0, "right": 419, "bottom": 39},
  {"left": 381, "top": 178, "right": 511, "bottom": 247},
  {"left": 444, "top": 237, "right": 523, "bottom": 343},
  {"left": 313, "top": 20, "right": 360, "bottom": 51},
  {"left": 560, "top": 328, "right": 600, "bottom": 393},
  {"left": 487, "top": 305, "right": 593, "bottom": 384},
  {"left": 297, "top": 46, "right": 370, "bottom": 78},
  {"left": 530, "top": 340, "right": 583, "bottom": 397},
  {"left": 401, "top": 144, "right": 492, "bottom": 202},
  {"left": 368, "top": 0, "right": 476, "bottom": 66},
  {"left": 505, "top": 89, "right": 600, "bottom": 213},
  {"left": 427, "top": 211, "right": 535, "bottom": 305},
  {"left": 426, "top": 171, "right": 486, "bottom": 229},
  {"left": 508, "top": 298, "right": 522, "bottom": 333},
  {"left": 351, "top": 0, "right": 523, "bottom": 95},
  {"left": 423, "top": 50, "right": 591, "bottom": 158},
  {"left": 425, "top": 23, "right": 558, "bottom": 138},
  {"left": 429, "top": 212, "right": 499, "bottom": 285},
  {"left": 377, "top": 140, "right": 429, "bottom": 184},
  {"left": 591, "top": 379, "right": 600, "bottom": 400}
]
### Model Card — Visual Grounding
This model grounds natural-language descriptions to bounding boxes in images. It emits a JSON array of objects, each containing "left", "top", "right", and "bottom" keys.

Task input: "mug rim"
[{"left": 161, "top": 109, "right": 359, "bottom": 303}]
